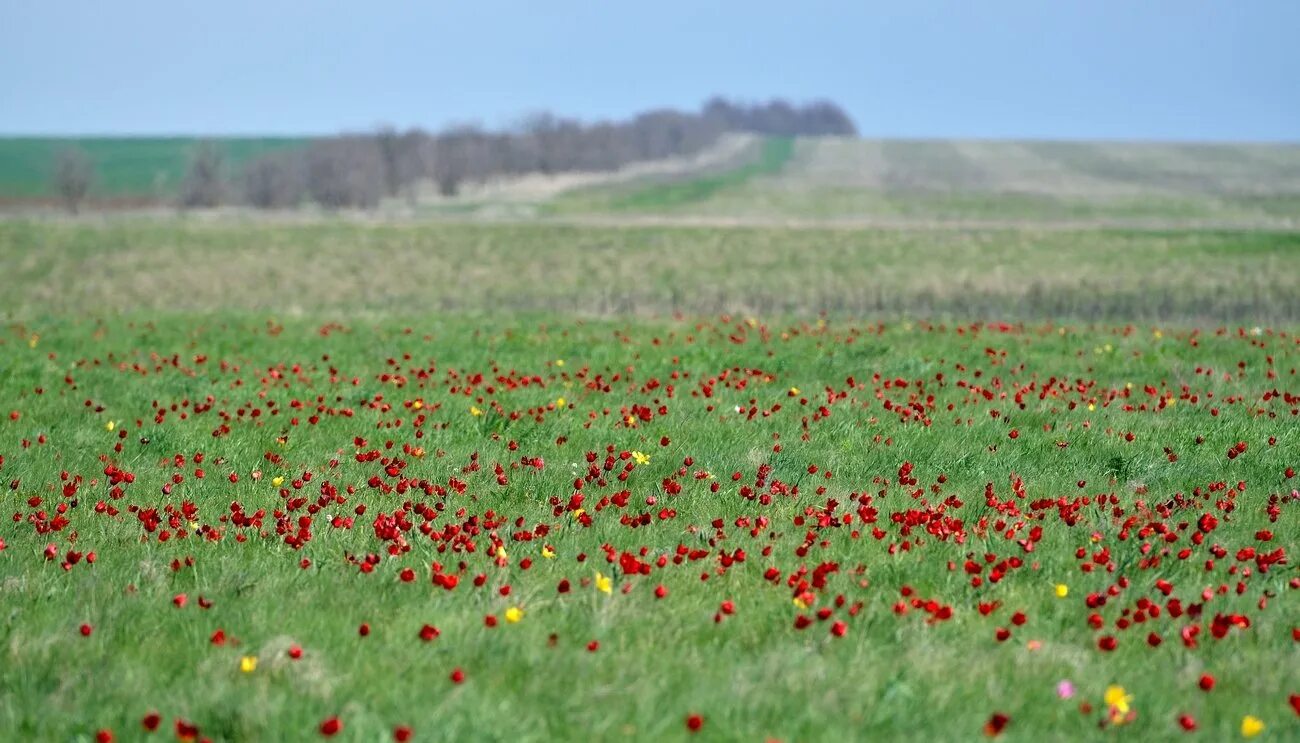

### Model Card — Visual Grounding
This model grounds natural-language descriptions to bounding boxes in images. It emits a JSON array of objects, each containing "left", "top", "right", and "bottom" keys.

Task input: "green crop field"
[
  {"left": 550, "top": 138, "right": 1300, "bottom": 229},
  {"left": 0, "top": 139, "right": 1298, "bottom": 741},
  {"left": 0, "top": 137, "right": 309, "bottom": 201}
]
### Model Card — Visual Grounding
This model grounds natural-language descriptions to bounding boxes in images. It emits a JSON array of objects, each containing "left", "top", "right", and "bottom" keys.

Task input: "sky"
[{"left": 3, "top": 1, "right": 1298, "bottom": 140}]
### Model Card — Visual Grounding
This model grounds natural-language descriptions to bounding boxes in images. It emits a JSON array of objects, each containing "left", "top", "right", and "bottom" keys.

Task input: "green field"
[
  {"left": 0, "top": 137, "right": 308, "bottom": 200},
  {"left": 561, "top": 138, "right": 1300, "bottom": 228},
  {"left": 1, "top": 133, "right": 1299, "bottom": 740},
  {"left": 4, "top": 136, "right": 1299, "bottom": 230}
]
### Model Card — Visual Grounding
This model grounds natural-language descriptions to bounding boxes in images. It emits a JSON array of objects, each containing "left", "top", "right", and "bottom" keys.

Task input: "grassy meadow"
[{"left": 1, "top": 135, "right": 1299, "bottom": 741}]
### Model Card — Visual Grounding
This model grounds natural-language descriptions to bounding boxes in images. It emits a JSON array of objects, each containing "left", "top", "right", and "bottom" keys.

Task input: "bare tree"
[
  {"left": 52, "top": 147, "right": 93, "bottom": 214},
  {"left": 305, "top": 137, "right": 386, "bottom": 209},
  {"left": 179, "top": 142, "right": 225, "bottom": 209},
  {"left": 242, "top": 152, "right": 303, "bottom": 209}
]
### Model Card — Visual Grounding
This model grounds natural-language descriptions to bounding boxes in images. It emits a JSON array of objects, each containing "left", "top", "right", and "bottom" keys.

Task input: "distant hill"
[{"left": 552, "top": 138, "right": 1300, "bottom": 228}]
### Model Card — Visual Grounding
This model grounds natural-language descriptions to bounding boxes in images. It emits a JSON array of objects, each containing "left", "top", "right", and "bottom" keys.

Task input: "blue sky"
[{"left": 3, "top": 1, "right": 1297, "bottom": 140}]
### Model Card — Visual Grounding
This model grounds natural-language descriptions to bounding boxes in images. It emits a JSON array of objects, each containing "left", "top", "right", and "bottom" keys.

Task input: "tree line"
[{"left": 52, "top": 97, "right": 856, "bottom": 212}]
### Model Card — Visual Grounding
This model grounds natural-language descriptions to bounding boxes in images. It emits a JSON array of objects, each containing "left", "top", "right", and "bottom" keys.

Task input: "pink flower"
[{"left": 1056, "top": 680, "right": 1075, "bottom": 699}]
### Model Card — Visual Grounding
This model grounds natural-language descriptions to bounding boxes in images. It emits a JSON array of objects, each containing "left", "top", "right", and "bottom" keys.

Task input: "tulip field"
[{"left": 0, "top": 220, "right": 1298, "bottom": 741}]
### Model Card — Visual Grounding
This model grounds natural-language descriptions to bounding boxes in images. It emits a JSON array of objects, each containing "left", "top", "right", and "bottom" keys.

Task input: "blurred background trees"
[
  {"left": 52, "top": 146, "right": 93, "bottom": 214},
  {"left": 51, "top": 97, "right": 856, "bottom": 212}
]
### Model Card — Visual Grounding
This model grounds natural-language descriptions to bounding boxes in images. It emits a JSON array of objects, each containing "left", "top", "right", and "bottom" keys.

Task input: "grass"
[
  {"left": 552, "top": 137, "right": 795, "bottom": 213},
  {"left": 0, "top": 137, "right": 309, "bottom": 200},
  {"left": 0, "top": 213, "right": 1296, "bottom": 740},
  {"left": 0, "top": 313, "right": 1296, "bottom": 741},
  {"left": 548, "top": 138, "right": 1300, "bottom": 228},
  {"left": 2, "top": 219, "right": 1299, "bottom": 323}
]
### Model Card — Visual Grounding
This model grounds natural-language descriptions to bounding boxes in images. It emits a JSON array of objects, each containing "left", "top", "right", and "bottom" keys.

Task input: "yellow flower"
[
  {"left": 1087, "top": 403, "right": 1096, "bottom": 412},
  {"left": 104, "top": 420, "right": 115, "bottom": 431},
  {"left": 240, "top": 656, "right": 258, "bottom": 673},
  {"left": 412, "top": 399, "right": 423, "bottom": 410},
  {"left": 1125, "top": 382, "right": 1133, "bottom": 390},
  {"left": 573, "top": 508, "right": 585, "bottom": 520},
  {"left": 188, "top": 521, "right": 199, "bottom": 533},
  {"left": 1241, "top": 715, "right": 1265, "bottom": 738},
  {"left": 470, "top": 406, "right": 483, "bottom": 417},
  {"left": 495, "top": 545, "right": 507, "bottom": 560},
  {"left": 631, "top": 451, "right": 650, "bottom": 466},
  {"left": 625, "top": 415, "right": 636, "bottom": 427},
  {"left": 789, "top": 386, "right": 800, "bottom": 395},
  {"left": 595, "top": 571, "right": 612, "bottom": 595},
  {"left": 792, "top": 596, "right": 808, "bottom": 610},
  {"left": 1104, "top": 685, "right": 1132, "bottom": 715},
  {"left": 504, "top": 607, "right": 523, "bottom": 624},
  {"left": 556, "top": 397, "right": 566, "bottom": 409},
  {"left": 555, "top": 359, "right": 565, "bottom": 367},
  {"left": 272, "top": 476, "right": 284, "bottom": 487},
  {"left": 1055, "top": 584, "right": 1069, "bottom": 598},
  {"left": 541, "top": 546, "right": 556, "bottom": 559},
  {"left": 1153, "top": 330, "right": 1163, "bottom": 339},
  {"left": 1165, "top": 397, "right": 1176, "bottom": 408},
  {"left": 29, "top": 334, "right": 39, "bottom": 349}
]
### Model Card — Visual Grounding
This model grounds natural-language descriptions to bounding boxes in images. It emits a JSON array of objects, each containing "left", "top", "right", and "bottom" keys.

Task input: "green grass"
[
  {"left": 552, "top": 137, "right": 795, "bottom": 213},
  {"left": 0, "top": 313, "right": 1296, "bottom": 741},
  {"left": 0, "top": 137, "right": 309, "bottom": 199},
  {"left": 0, "top": 216, "right": 1296, "bottom": 740}
]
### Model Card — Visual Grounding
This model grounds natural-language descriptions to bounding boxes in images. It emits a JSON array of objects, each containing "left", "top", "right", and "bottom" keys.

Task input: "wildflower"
[
  {"left": 1055, "top": 584, "right": 1069, "bottom": 598},
  {"left": 505, "top": 607, "right": 523, "bottom": 624},
  {"left": 470, "top": 406, "right": 483, "bottom": 417},
  {"left": 595, "top": 571, "right": 612, "bottom": 594},
  {"left": 1241, "top": 716, "right": 1264, "bottom": 737},
  {"left": 789, "top": 387, "right": 800, "bottom": 395},
  {"left": 541, "top": 545, "right": 556, "bottom": 559},
  {"left": 556, "top": 397, "right": 566, "bottom": 408},
  {"left": 411, "top": 400, "right": 423, "bottom": 410},
  {"left": 685, "top": 714, "right": 704, "bottom": 732},
  {"left": 983, "top": 713, "right": 1010, "bottom": 737},
  {"left": 495, "top": 545, "right": 507, "bottom": 560},
  {"left": 1026, "top": 640, "right": 1042, "bottom": 651},
  {"left": 272, "top": 476, "right": 284, "bottom": 487},
  {"left": 1056, "top": 680, "right": 1075, "bottom": 699},
  {"left": 240, "top": 655, "right": 258, "bottom": 673},
  {"left": 555, "top": 359, "right": 565, "bottom": 367},
  {"left": 1104, "top": 685, "right": 1133, "bottom": 724},
  {"left": 319, "top": 716, "right": 342, "bottom": 737},
  {"left": 631, "top": 451, "right": 650, "bottom": 466}
]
